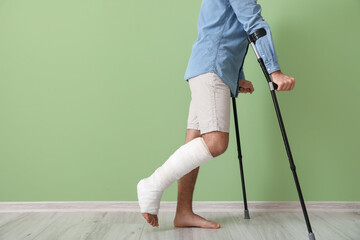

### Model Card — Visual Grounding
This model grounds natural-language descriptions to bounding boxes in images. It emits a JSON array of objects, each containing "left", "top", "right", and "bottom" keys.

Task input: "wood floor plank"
[
  {"left": 0, "top": 210, "right": 359, "bottom": 240},
  {"left": 312, "top": 211, "right": 360, "bottom": 240},
  {"left": 256, "top": 212, "right": 304, "bottom": 240},
  {"left": 264, "top": 212, "right": 309, "bottom": 240},
  {"left": 87, "top": 212, "right": 144, "bottom": 240},
  {"left": 226, "top": 211, "right": 299, "bottom": 240},
  {"left": 25, "top": 212, "right": 144, "bottom": 240},
  {"left": 29, "top": 212, "right": 103, "bottom": 240},
  {"left": 0, "top": 213, "right": 27, "bottom": 228},
  {"left": 0, "top": 212, "right": 62, "bottom": 240},
  {"left": 292, "top": 211, "right": 352, "bottom": 240}
]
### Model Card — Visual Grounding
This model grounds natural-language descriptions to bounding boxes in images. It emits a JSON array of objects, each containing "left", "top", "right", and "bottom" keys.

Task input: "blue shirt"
[{"left": 184, "top": 0, "right": 281, "bottom": 98}]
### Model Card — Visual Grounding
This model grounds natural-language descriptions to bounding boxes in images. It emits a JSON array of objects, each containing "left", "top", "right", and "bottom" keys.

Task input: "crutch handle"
[
  {"left": 247, "top": 28, "right": 278, "bottom": 91},
  {"left": 248, "top": 28, "right": 266, "bottom": 44},
  {"left": 273, "top": 82, "right": 278, "bottom": 90}
]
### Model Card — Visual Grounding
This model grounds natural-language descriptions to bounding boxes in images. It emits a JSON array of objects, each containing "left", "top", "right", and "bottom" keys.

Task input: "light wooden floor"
[{"left": 0, "top": 210, "right": 359, "bottom": 240}]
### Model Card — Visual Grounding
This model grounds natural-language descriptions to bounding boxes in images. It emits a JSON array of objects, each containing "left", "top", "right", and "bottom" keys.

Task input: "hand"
[
  {"left": 270, "top": 70, "right": 295, "bottom": 91},
  {"left": 238, "top": 79, "right": 254, "bottom": 94}
]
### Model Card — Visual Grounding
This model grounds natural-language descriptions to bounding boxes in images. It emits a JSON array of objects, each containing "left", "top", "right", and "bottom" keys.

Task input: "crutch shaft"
[
  {"left": 247, "top": 28, "right": 315, "bottom": 240},
  {"left": 232, "top": 97, "right": 250, "bottom": 219}
]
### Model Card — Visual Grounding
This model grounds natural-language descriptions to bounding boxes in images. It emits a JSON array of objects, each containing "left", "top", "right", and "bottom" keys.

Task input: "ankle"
[{"left": 175, "top": 208, "right": 194, "bottom": 216}]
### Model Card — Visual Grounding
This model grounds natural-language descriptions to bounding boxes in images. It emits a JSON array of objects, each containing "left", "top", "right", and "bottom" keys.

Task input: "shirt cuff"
[{"left": 264, "top": 60, "right": 281, "bottom": 75}]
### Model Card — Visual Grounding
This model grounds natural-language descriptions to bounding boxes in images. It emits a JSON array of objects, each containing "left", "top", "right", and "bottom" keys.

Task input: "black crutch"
[
  {"left": 245, "top": 28, "right": 316, "bottom": 240},
  {"left": 231, "top": 97, "right": 250, "bottom": 219}
]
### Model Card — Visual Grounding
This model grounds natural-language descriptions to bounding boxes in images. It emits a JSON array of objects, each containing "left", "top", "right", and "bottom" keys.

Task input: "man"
[{"left": 137, "top": 0, "right": 295, "bottom": 228}]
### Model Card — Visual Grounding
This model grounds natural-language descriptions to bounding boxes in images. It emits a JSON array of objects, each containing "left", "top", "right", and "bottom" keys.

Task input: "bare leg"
[{"left": 173, "top": 129, "right": 228, "bottom": 228}]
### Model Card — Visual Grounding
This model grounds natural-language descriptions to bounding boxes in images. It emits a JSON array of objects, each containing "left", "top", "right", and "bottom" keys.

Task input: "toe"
[
  {"left": 154, "top": 216, "right": 159, "bottom": 227},
  {"left": 142, "top": 213, "right": 154, "bottom": 226},
  {"left": 145, "top": 213, "right": 159, "bottom": 227},
  {"left": 206, "top": 220, "right": 220, "bottom": 229},
  {"left": 142, "top": 213, "right": 148, "bottom": 219},
  {"left": 213, "top": 223, "right": 220, "bottom": 229}
]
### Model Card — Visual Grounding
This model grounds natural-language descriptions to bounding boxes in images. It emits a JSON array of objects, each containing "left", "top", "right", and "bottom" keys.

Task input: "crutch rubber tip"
[
  {"left": 244, "top": 209, "right": 250, "bottom": 219},
  {"left": 308, "top": 232, "right": 316, "bottom": 240}
]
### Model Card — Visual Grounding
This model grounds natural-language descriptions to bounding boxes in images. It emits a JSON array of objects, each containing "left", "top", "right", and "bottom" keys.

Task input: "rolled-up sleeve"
[{"left": 229, "top": 0, "right": 281, "bottom": 74}]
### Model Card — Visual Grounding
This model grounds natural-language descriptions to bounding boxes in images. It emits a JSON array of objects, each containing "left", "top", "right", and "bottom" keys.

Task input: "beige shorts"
[{"left": 187, "top": 72, "right": 231, "bottom": 135}]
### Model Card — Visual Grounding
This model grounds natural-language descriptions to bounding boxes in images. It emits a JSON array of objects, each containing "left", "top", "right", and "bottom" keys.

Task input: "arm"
[
  {"left": 230, "top": 0, "right": 295, "bottom": 91},
  {"left": 229, "top": 0, "right": 280, "bottom": 74}
]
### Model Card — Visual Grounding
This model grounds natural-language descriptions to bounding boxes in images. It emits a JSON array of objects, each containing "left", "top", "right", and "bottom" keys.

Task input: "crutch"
[
  {"left": 234, "top": 28, "right": 315, "bottom": 240},
  {"left": 232, "top": 97, "right": 250, "bottom": 219}
]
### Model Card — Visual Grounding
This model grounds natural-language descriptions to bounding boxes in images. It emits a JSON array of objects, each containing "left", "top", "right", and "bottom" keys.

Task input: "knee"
[
  {"left": 210, "top": 142, "right": 228, "bottom": 157},
  {"left": 202, "top": 131, "right": 229, "bottom": 157}
]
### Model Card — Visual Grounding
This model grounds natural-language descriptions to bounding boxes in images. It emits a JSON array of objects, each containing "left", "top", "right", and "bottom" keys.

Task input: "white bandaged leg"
[{"left": 137, "top": 137, "right": 213, "bottom": 215}]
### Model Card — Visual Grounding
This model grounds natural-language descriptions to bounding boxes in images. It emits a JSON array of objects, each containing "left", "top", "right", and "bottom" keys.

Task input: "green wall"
[{"left": 0, "top": 0, "right": 359, "bottom": 202}]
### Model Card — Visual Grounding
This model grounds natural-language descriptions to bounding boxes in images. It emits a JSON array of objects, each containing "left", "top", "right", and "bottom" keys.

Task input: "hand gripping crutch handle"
[{"left": 247, "top": 28, "right": 278, "bottom": 91}]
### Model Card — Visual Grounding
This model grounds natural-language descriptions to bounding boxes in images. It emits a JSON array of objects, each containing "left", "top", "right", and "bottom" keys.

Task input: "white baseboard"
[{"left": 0, "top": 201, "right": 359, "bottom": 213}]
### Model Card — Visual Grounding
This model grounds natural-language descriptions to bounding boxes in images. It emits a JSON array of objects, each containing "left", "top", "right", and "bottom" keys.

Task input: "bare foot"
[
  {"left": 142, "top": 212, "right": 159, "bottom": 227},
  {"left": 173, "top": 212, "right": 220, "bottom": 229}
]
